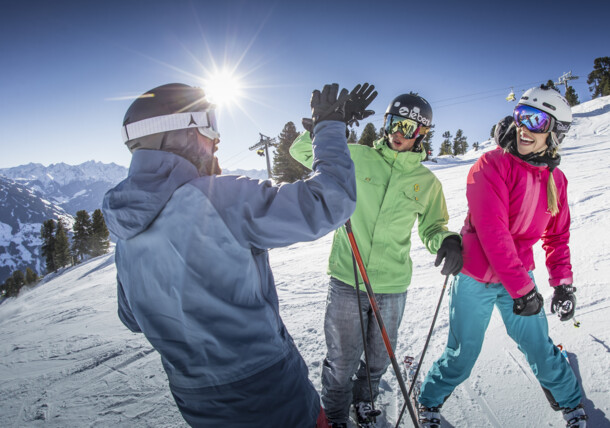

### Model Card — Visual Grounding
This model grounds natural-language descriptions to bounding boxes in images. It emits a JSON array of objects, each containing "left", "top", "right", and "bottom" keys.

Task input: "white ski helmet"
[{"left": 517, "top": 86, "right": 572, "bottom": 134}]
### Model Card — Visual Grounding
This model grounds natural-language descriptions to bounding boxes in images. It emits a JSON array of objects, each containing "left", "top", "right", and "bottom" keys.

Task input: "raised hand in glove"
[
  {"left": 344, "top": 83, "right": 377, "bottom": 127},
  {"left": 434, "top": 235, "right": 463, "bottom": 276},
  {"left": 551, "top": 285, "right": 577, "bottom": 321},
  {"left": 310, "top": 83, "right": 351, "bottom": 128},
  {"left": 513, "top": 288, "right": 543, "bottom": 316}
]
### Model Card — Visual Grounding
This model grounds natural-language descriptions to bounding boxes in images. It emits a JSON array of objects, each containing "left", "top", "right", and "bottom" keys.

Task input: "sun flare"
[{"left": 202, "top": 70, "right": 243, "bottom": 107}]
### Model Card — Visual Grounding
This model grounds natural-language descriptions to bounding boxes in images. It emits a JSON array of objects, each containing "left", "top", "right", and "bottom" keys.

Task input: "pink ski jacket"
[{"left": 461, "top": 147, "right": 573, "bottom": 298}]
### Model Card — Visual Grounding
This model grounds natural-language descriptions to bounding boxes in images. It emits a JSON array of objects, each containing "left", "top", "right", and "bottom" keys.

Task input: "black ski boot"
[
  {"left": 354, "top": 401, "right": 381, "bottom": 428},
  {"left": 418, "top": 404, "right": 441, "bottom": 428},
  {"left": 562, "top": 404, "right": 587, "bottom": 427}
]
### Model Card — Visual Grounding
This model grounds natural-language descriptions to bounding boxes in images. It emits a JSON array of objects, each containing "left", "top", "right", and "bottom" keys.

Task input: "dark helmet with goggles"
[
  {"left": 122, "top": 83, "right": 219, "bottom": 153},
  {"left": 383, "top": 94, "right": 433, "bottom": 151}
]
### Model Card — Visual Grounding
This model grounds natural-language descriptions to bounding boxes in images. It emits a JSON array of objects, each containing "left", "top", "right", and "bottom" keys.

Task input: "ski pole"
[
  {"left": 395, "top": 274, "right": 450, "bottom": 428},
  {"left": 344, "top": 220, "right": 419, "bottom": 427},
  {"left": 352, "top": 253, "right": 382, "bottom": 421}
]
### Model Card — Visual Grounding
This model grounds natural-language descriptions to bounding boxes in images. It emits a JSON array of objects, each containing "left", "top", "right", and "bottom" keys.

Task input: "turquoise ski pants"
[{"left": 418, "top": 273, "right": 582, "bottom": 410}]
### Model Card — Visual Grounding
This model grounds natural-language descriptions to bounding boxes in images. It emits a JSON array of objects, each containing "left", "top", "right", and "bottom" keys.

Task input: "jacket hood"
[{"left": 102, "top": 150, "right": 199, "bottom": 239}]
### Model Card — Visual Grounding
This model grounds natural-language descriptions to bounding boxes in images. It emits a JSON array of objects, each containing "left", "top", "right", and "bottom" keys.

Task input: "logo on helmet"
[
  {"left": 398, "top": 105, "right": 410, "bottom": 116},
  {"left": 555, "top": 122, "right": 570, "bottom": 133},
  {"left": 395, "top": 104, "right": 431, "bottom": 127}
]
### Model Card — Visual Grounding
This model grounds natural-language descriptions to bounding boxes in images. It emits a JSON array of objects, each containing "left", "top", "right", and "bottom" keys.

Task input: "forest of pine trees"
[{"left": 1, "top": 209, "right": 111, "bottom": 299}]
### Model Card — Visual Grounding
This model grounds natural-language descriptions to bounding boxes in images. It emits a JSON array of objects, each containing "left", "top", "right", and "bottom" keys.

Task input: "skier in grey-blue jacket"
[{"left": 103, "top": 82, "right": 376, "bottom": 427}]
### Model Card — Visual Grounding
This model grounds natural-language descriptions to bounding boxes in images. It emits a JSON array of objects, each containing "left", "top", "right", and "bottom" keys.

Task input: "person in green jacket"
[{"left": 290, "top": 93, "right": 463, "bottom": 428}]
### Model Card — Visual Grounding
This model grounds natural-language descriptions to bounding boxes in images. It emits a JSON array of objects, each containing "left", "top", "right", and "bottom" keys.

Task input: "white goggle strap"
[{"left": 122, "top": 111, "right": 218, "bottom": 142}]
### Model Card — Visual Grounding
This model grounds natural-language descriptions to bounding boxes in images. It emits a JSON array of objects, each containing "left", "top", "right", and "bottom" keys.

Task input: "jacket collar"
[{"left": 373, "top": 138, "right": 426, "bottom": 170}]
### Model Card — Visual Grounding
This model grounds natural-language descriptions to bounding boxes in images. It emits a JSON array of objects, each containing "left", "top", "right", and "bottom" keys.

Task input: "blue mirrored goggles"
[
  {"left": 513, "top": 104, "right": 554, "bottom": 133},
  {"left": 385, "top": 114, "right": 428, "bottom": 139}
]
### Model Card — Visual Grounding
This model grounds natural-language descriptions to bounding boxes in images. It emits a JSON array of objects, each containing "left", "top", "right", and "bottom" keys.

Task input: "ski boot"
[
  {"left": 418, "top": 404, "right": 441, "bottom": 428},
  {"left": 562, "top": 404, "right": 587, "bottom": 427},
  {"left": 354, "top": 401, "right": 381, "bottom": 428}
]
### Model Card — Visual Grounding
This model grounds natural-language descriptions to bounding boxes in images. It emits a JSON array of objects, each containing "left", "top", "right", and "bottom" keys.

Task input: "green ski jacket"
[{"left": 290, "top": 132, "right": 459, "bottom": 293}]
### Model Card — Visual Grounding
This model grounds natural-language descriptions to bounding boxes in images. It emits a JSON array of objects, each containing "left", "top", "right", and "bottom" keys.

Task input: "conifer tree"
[
  {"left": 91, "top": 209, "right": 111, "bottom": 257},
  {"left": 2, "top": 276, "right": 16, "bottom": 297},
  {"left": 272, "top": 122, "right": 309, "bottom": 183},
  {"left": 25, "top": 267, "right": 38, "bottom": 284},
  {"left": 40, "top": 219, "right": 56, "bottom": 274},
  {"left": 490, "top": 124, "right": 497, "bottom": 139},
  {"left": 421, "top": 125, "right": 435, "bottom": 159},
  {"left": 378, "top": 126, "right": 385, "bottom": 139},
  {"left": 12, "top": 270, "right": 25, "bottom": 288},
  {"left": 72, "top": 210, "right": 92, "bottom": 263},
  {"left": 546, "top": 80, "right": 560, "bottom": 92},
  {"left": 587, "top": 57, "right": 610, "bottom": 98},
  {"left": 439, "top": 131, "right": 453, "bottom": 155},
  {"left": 358, "top": 123, "right": 377, "bottom": 147},
  {"left": 452, "top": 129, "right": 469, "bottom": 155},
  {"left": 347, "top": 129, "right": 358, "bottom": 144},
  {"left": 54, "top": 219, "right": 72, "bottom": 269},
  {"left": 565, "top": 86, "right": 580, "bottom": 106}
]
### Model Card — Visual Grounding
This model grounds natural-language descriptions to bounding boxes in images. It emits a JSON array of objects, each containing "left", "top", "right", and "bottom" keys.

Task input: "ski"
[
  {"left": 403, "top": 355, "right": 422, "bottom": 398},
  {"left": 400, "top": 355, "right": 422, "bottom": 427}
]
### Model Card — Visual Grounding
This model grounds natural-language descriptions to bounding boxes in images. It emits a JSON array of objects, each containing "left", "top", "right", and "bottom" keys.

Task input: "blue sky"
[{"left": 1, "top": 0, "right": 607, "bottom": 172}]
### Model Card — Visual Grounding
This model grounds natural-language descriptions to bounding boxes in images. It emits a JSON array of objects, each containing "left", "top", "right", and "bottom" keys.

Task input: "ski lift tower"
[
  {"left": 555, "top": 71, "right": 579, "bottom": 94},
  {"left": 249, "top": 133, "right": 278, "bottom": 179}
]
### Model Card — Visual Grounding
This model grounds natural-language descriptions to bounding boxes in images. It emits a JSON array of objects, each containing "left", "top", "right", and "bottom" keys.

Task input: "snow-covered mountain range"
[{"left": 0, "top": 161, "right": 128, "bottom": 215}]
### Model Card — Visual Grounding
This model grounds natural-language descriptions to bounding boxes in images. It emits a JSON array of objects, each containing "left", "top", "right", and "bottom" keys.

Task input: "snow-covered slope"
[{"left": 0, "top": 97, "right": 609, "bottom": 427}]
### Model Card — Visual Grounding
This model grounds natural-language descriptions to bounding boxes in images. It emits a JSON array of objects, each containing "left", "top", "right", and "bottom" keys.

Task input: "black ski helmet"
[
  {"left": 384, "top": 94, "right": 433, "bottom": 128},
  {"left": 122, "top": 83, "right": 217, "bottom": 152}
]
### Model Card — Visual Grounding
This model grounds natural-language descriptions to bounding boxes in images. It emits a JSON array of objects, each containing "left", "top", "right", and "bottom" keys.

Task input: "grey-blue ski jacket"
[{"left": 102, "top": 121, "right": 355, "bottom": 426}]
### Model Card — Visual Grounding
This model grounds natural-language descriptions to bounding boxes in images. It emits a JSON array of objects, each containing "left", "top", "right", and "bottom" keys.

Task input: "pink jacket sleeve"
[
  {"left": 542, "top": 171, "right": 573, "bottom": 286},
  {"left": 466, "top": 155, "right": 535, "bottom": 298}
]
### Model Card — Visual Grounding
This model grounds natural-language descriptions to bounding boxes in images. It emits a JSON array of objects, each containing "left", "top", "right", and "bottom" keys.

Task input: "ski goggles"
[
  {"left": 513, "top": 104, "right": 554, "bottom": 133},
  {"left": 121, "top": 110, "right": 220, "bottom": 143},
  {"left": 385, "top": 114, "right": 429, "bottom": 139}
]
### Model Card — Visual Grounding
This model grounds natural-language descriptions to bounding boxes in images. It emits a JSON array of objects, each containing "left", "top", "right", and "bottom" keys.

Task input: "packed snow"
[{"left": 1, "top": 97, "right": 609, "bottom": 427}]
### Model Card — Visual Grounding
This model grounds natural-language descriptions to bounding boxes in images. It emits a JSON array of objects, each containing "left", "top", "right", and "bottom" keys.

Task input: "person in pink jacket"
[{"left": 416, "top": 86, "right": 587, "bottom": 428}]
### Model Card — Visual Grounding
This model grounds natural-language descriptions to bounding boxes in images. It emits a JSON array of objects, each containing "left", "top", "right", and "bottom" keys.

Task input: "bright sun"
[{"left": 202, "top": 71, "right": 243, "bottom": 107}]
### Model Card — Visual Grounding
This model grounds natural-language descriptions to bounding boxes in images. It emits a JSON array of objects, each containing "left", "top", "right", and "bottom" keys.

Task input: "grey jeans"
[{"left": 321, "top": 277, "right": 407, "bottom": 423}]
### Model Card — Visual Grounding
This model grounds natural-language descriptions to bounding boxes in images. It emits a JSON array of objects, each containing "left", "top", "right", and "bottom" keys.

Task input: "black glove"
[
  {"left": 513, "top": 288, "right": 544, "bottom": 316},
  {"left": 310, "top": 83, "right": 351, "bottom": 128},
  {"left": 434, "top": 235, "right": 463, "bottom": 276},
  {"left": 344, "top": 83, "right": 377, "bottom": 127},
  {"left": 551, "top": 285, "right": 577, "bottom": 321}
]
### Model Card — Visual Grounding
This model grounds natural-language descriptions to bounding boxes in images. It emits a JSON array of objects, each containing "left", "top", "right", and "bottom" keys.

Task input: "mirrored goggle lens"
[
  {"left": 513, "top": 105, "right": 553, "bottom": 133},
  {"left": 386, "top": 115, "right": 421, "bottom": 139}
]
